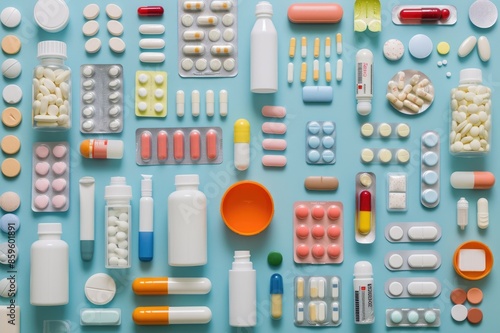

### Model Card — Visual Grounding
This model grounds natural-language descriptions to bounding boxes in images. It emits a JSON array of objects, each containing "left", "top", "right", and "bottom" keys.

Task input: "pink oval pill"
[
  {"left": 261, "top": 105, "right": 286, "bottom": 118},
  {"left": 35, "top": 145, "right": 50, "bottom": 159},
  {"left": 312, "top": 225, "right": 325, "bottom": 239},
  {"left": 140, "top": 131, "right": 152, "bottom": 161},
  {"left": 296, "top": 224, "right": 309, "bottom": 239},
  {"left": 173, "top": 130, "right": 184, "bottom": 161},
  {"left": 327, "top": 205, "right": 341, "bottom": 220},
  {"left": 288, "top": 3, "right": 344, "bottom": 24},
  {"left": 157, "top": 130, "right": 168, "bottom": 161},
  {"left": 327, "top": 225, "right": 341, "bottom": 239},
  {"left": 52, "top": 195, "right": 67, "bottom": 209},
  {"left": 34, "top": 195, "right": 49, "bottom": 210},
  {"left": 311, "top": 244, "right": 325, "bottom": 258},
  {"left": 296, "top": 244, "right": 309, "bottom": 258},
  {"left": 206, "top": 130, "right": 218, "bottom": 160},
  {"left": 35, "top": 178, "right": 50, "bottom": 193},
  {"left": 52, "top": 178, "right": 67, "bottom": 192},
  {"left": 35, "top": 162, "right": 50, "bottom": 176},
  {"left": 295, "top": 205, "right": 309, "bottom": 219},
  {"left": 262, "top": 139, "right": 287, "bottom": 151},
  {"left": 52, "top": 144, "right": 67, "bottom": 158},
  {"left": 262, "top": 155, "right": 287, "bottom": 167},
  {"left": 327, "top": 244, "right": 341, "bottom": 258},
  {"left": 311, "top": 205, "right": 325, "bottom": 220},
  {"left": 52, "top": 162, "right": 67, "bottom": 175},
  {"left": 262, "top": 122, "right": 287, "bottom": 134},
  {"left": 190, "top": 130, "right": 201, "bottom": 160}
]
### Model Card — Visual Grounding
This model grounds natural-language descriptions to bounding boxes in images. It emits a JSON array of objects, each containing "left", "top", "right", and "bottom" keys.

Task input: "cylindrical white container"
[
  {"left": 353, "top": 261, "right": 374, "bottom": 324},
  {"left": 229, "top": 251, "right": 256, "bottom": 327},
  {"left": 168, "top": 174, "right": 207, "bottom": 266},
  {"left": 250, "top": 1, "right": 278, "bottom": 93},
  {"left": 139, "top": 175, "right": 154, "bottom": 262},
  {"left": 30, "top": 223, "right": 69, "bottom": 306},
  {"left": 104, "top": 177, "right": 132, "bottom": 269},
  {"left": 355, "top": 49, "right": 373, "bottom": 116}
]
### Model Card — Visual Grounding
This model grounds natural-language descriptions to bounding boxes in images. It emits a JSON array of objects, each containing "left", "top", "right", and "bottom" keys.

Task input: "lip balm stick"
[
  {"left": 80, "top": 177, "right": 95, "bottom": 261},
  {"left": 139, "top": 175, "right": 154, "bottom": 262}
]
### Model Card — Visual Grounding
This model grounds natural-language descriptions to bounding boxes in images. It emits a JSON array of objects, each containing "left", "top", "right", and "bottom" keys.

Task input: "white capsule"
[
  {"left": 287, "top": 62, "right": 294, "bottom": 83},
  {"left": 325, "top": 62, "right": 331, "bottom": 82},
  {"left": 335, "top": 59, "right": 343, "bottom": 81},
  {"left": 477, "top": 36, "right": 491, "bottom": 62},
  {"left": 192, "top": 90, "right": 200, "bottom": 117},
  {"left": 219, "top": 90, "right": 228, "bottom": 116},
  {"left": 458, "top": 36, "right": 477, "bottom": 57},
  {"left": 176, "top": 91, "right": 185, "bottom": 115},
  {"left": 139, "top": 38, "right": 165, "bottom": 49},
  {"left": 139, "top": 24, "right": 165, "bottom": 35},
  {"left": 206, "top": 90, "right": 215, "bottom": 117},
  {"left": 139, "top": 52, "right": 165, "bottom": 63}
]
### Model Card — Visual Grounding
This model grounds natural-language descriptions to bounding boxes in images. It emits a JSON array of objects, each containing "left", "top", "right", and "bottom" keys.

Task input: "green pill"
[{"left": 267, "top": 251, "right": 283, "bottom": 266}]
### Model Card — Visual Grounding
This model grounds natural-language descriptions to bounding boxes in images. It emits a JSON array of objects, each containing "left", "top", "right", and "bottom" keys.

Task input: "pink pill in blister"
[
  {"left": 296, "top": 244, "right": 310, "bottom": 258},
  {"left": 140, "top": 131, "right": 152, "bottom": 161},
  {"left": 52, "top": 195, "right": 67, "bottom": 209},
  {"left": 190, "top": 130, "right": 201, "bottom": 160},
  {"left": 35, "top": 162, "right": 50, "bottom": 176},
  {"left": 295, "top": 205, "right": 309, "bottom": 219},
  {"left": 327, "top": 205, "right": 341, "bottom": 220},
  {"left": 312, "top": 244, "right": 325, "bottom": 258},
  {"left": 35, "top": 178, "right": 50, "bottom": 193},
  {"left": 173, "top": 130, "right": 184, "bottom": 161},
  {"left": 206, "top": 129, "right": 218, "bottom": 160},
  {"left": 52, "top": 178, "right": 67, "bottom": 192},
  {"left": 52, "top": 144, "right": 67, "bottom": 158},
  {"left": 312, "top": 225, "right": 325, "bottom": 239},
  {"left": 262, "top": 155, "right": 287, "bottom": 167},
  {"left": 262, "top": 138, "right": 287, "bottom": 151},
  {"left": 261, "top": 105, "right": 286, "bottom": 118},
  {"left": 262, "top": 122, "right": 287, "bottom": 134},
  {"left": 52, "top": 162, "right": 67, "bottom": 175},
  {"left": 35, "top": 145, "right": 50, "bottom": 159},
  {"left": 296, "top": 224, "right": 309, "bottom": 239},
  {"left": 34, "top": 195, "right": 49, "bottom": 210},
  {"left": 327, "top": 225, "right": 341, "bottom": 239},
  {"left": 327, "top": 244, "right": 341, "bottom": 258},
  {"left": 311, "top": 205, "right": 325, "bottom": 219},
  {"left": 157, "top": 130, "right": 168, "bottom": 161}
]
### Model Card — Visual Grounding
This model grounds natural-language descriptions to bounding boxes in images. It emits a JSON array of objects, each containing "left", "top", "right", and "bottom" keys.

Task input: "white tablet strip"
[
  {"left": 385, "top": 250, "right": 441, "bottom": 271},
  {"left": 385, "top": 222, "right": 441, "bottom": 243},
  {"left": 385, "top": 278, "right": 441, "bottom": 298}
]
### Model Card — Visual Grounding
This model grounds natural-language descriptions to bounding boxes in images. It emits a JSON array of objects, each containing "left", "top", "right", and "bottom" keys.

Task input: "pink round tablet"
[
  {"left": 52, "top": 195, "right": 67, "bottom": 209},
  {"left": 296, "top": 244, "right": 309, "bottom": 258},
  {"left": 52, "top": 162, "right": 67, "bottom": 175},
  {"left": 327, "top": 244, "right": 341, "bottom": 258},
  {"left": 312, "top": 225, "right": 325, "bottom": 239},
  {"left": 35, "top": 178, "right": 50, "bottom": 193},
  {"left": 52, "top": 178, "right": 67, "bottom": 192},
  {"left": 327, "top": 225, "right": 341, "bottom": 239},
  {"left": 35, "top": 144, "right": 50, "bottom": 159},
  {"left": 312, "top": 244, "right": 325, "bottom": 258},
  {"left": 34, "top": 195, "right": 49, "bottom": 210},
  {"left": 327, "top": 205, "right": 341, "bottom": 220},
  {"left": 295, "top": 205, "right": 309, "bottom": 219},
  {"left": 35, "top": 162, "right": 50, "bottom": 176},
  {"left": 311, "top": 205, "right": 324, "bottom": 220},
  {"left": 52, "top": 144, "right": 67, "bottom": 158},
  {"left": 296, "top": 224, "right": 309, "bottom": 239}
]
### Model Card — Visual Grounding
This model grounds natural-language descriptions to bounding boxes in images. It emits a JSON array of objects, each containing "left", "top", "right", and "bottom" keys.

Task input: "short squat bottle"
[
  {"left": 450, "top": 68, "right": 491, "bottom": 156},
  {"left": 33, "top": 40, "right": 71, "bottom": 130},
  {"left": 168, "top": 174, "right": 207, "bottom": 266},
  {"left": 30, "top": 223, "right": 69, "bottom": 306}
]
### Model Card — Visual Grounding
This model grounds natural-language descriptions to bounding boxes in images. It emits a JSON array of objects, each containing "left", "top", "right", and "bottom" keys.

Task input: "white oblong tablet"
[
  {"left": 85, "top": 38, "right": 101, "bottom": 54},
  {"left": 109, "top": 37, "right": 125, "bottom": 53},
  {"left": 139, "top": 38, "right": 165, "bottom": 49},
  {"left": 458, "top": 36, "right": 477, "bottom": 57},
  {"left": 107, "top": 20, "right": 123, "bottom": 36},
  {"left": 407, "top": 281, "right": 438, "bottom": 296},
  {"left": 139, "top": 52, "right": 165, "bottom": 63},
  {"left": 408, "top": 254, "right": 438, "bottom": 268},
  {"left": 82, "top": 20, "right": 99, "bottom": 36},
  {"left": 139, "top": 24, "right": 165, "bottom": 35},
  {"left": 477, "top": 36, "right": 491, "bottom": 62},
  {"left": 408, "top": 226, "right": 438, "bottom": 240}
]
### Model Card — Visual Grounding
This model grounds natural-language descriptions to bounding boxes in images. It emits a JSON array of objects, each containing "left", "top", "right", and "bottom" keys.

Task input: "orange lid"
[
  {"left": 453, "top": 240, "right": 493, "bottom": 280},
  {"left": 80, "top": 140, "right": 91, "bottom": 158}
]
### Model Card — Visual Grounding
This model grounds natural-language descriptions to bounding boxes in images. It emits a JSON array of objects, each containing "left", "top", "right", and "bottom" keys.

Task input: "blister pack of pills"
[
  {"left": 136, "top": 127, "right": 223, "bottom": 165},
  {"left": 135, "top": 71, "right": 167, "bottom": 117},
  {"left": 305, "top": 121, "right": 336, "bottom": 164},
  {"left": 178, "top": 0, "right": 238, "bottom": 77},
  {"left": 386, "top": 70, "right": 434, "bottom": 115},
  {"left": 32, "top": 142, "right": 70, "bottom": 212},
  {"left": 387, "top": 173, "right": 407, "bottom": 211},
  {"left": 361, "top": 148, "right": 410, "bottom": 164},
  {"left": 385, "top": 222, "right": 442, "bottom": 243},
  {"left": 80, "top": 65, "right": 123, "bottom": 133},
  {"left": 386, "top": 308, "right": 441, "bottom": 327},
  {"left": 294, "top": 276, "right": 341, "bottom": 327},
  {"left": 355, "top": 172, "right": 376, "bottom": 244},
  {"left": 360, "top": 122, "right": 410, "bottom": 139},
  {"left": 385, "top": 250, "right": 441, "bottom": 271},
  {"left": 420, "top": 131, "right": 440, "bottom": 208},
  {"left": 293, "top": 201, "right": 343, "bottom": 264},
  {"left": 385, "top": 278, "right": 441, "bottom": 298}
]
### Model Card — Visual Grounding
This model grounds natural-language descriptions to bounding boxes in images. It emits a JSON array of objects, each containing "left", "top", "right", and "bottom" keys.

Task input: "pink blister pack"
[{"left": 294, "top": 201, "right": 344, "bottom": 264}]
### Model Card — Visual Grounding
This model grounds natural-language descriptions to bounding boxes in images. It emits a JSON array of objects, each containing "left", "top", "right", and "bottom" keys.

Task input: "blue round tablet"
[
  {"left": 0, "top": 213, "right": 20, "bottom": 233},
  {"left": 321, "top": 150, "right": 335, "bottom": 163},
  {"left": 322, "top": 136, "right": 335, "bottom": 149},
  {"left": 322, "top": 121, "right": 335, "bottom": 135},
  {"left": 307, "top": 121, "right": 321, "bottom": 134},
  {"left": 408, "top": 34, "right": 433, "bottom": 59},
  {"left": 308, "top": 150, "right": 321, "bottom": 163},
  {"left": 308, "top": 136, "right": 320, "bottom": 149}
]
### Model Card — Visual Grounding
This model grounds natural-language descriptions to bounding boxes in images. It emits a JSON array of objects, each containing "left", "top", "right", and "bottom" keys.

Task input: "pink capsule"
[
  {"left": 206, "top": 130, "right": 218, "bottom": 160},
  {"left": 157, "top": 131, "right": 168, "bottom": 161},
  {"left": 262, "top": 139, "right": 287, "bottom": 151},
  {"left": 262, "top": 122, "right": 287, "bottom": 134},
  {"left": 190, "top": 130, "right": 201, "bottom": 160},
  {"left": 173, "top": 130, "right": 184, "bottom": 161},
  {"left": 140, "top": 131, "right": 152, "bottom": 161},
  {"left": 262, "top": 155, "right": 287, "bottom": 167}
]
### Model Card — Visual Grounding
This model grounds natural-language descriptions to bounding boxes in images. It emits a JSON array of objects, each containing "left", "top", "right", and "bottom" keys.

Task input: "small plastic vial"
[
  {"left": 32, "top": 41, "right": 71, "bottom": 130},
  {"left": 353, "top": 261, "right": 374, "bottom": 324},
  {"left": 229, "top": 251, "right": 256, "bottom": 327},
  {"left": 457, "top": 197, "right": 468, "bottom": 230}
]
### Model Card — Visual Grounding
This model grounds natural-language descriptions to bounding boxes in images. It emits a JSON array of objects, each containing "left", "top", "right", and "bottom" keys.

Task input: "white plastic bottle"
[
  {"left": 355, "top": 49, "right": 373, "bottom": 116},
  {"left": 229, "top": 251, "right": 256, "bottom": 327},
  {"left": 139, "top": 175, "right": 154, "bottom": 261},
  {"left": 353, "top": 261, "right": 374, "bottom": 324},
  {"left": 168, "top": 174, "right": 207, "bottom": 266},
  {"left": 250, "top": 1, "right": 278, "bottom": 93},
  {"left": 30, "top": 223, "right": 69, "bottom": 306}
]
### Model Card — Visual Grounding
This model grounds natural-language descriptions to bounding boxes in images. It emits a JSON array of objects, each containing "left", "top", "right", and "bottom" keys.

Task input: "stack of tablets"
[{"left": 261, "top": 106, "right": 287, "bottom": 167}]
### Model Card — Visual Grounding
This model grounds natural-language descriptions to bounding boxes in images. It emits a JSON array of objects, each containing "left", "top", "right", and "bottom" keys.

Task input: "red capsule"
[
  {"left": 359, "top": 190, "right": 371, "bottom": 211},
  {"left": 138, "top": 6, "right": 164, "bottom": 17},
  {"left": 399, "top": 8, "right": 450, "bottom": 21}
]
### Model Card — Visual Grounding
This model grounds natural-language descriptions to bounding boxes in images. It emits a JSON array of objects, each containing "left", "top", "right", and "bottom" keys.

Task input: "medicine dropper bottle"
[
  {"left": 250, "top": 1, "right": 278, "bottom": 93},
  {"left": 229, "top": 250, "right": 256, "bottom": 327},
  {"left": 30, "top": 223, "right": 69, "bottom": 306},
  {"left": 32, "top": 41, "right": 71, "bottom": 130}
]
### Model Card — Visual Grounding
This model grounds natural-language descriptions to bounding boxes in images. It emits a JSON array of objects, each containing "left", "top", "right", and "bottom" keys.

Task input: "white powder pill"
[
  {"left": 83, "top": 4, "right": 100, "bottom": 20},
  {"left": 139, "top": 24, "right": 165, "bottom": 35},
  {"left": 2, "top": 58, "right": 21, "bottom": 79},
  {"left": 85, "top": 38, "right": 101, "bottom": 54},
  {"left": 139, "top": 38, "right": 165, "bottom": 49},
  {"left": 139, "top": 52, "right": 165, "bottom": 63}
]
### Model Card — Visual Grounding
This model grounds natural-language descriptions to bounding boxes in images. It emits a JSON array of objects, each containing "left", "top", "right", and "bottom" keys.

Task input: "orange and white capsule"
[
  {"left": 211, "top": 45, "right": 233, "bottom": 55},
  {"left": 289, "top": 37, "right": 296, "bottom": 58},
  {"left": 189, "top": 130, "right": 201, "bottom": 160},
  {"left": 133, "top": 306, "right": 212, "bottom": 325},
  {"left": 183, "top": 45, "right": 205, "bottom": 55},
  {"left": 313, "top": 59, "right": 319, "bottom": 81},
  {"left": 206, "top": 130, "right": 218, "bottom": 160},
  {"left": 141, "top": 131, "right": 152, "bottom": 161},
  {"left": 336, "top": 33, "right": 342, "bottom": 55},
  {"left": 132, "top": 277, "right": 212, "bottom": 295},
  {"left": 313, "top": 38, "right": 320, "bottom": 58},
  {"left": 183, "top": 31, "right": 205, "bottom": 41},
  {"left": 300, "top": 62, "right": 307, "bottom": 83},
  {"left": 325, "top": 62, "right": 332, "bottom": 82},
  {"left": 173, "top": 130, "right": 184, "bottom": 161},
  {"left": 325, "top": 37, "right": 331, "bottom": 58},
  {"left": 450, "top": 171, "right": 495, "bottom": 189},
  {"left": 157, "top": 131, "right": 168, "bottom": 161},
  {"left": 301, "top": 37, "right": 307, "bottom": 58},
  {"left": 183, "top": 1, "right": 204, "bottom": 11},
  {"left": 197, "top": 15, "right": 218, "bottom": 26}
]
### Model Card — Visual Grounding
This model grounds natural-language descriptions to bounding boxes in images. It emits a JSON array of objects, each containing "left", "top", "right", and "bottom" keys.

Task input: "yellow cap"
[{"left": 234, "top": 119, "right": 250, "bottom": 143}]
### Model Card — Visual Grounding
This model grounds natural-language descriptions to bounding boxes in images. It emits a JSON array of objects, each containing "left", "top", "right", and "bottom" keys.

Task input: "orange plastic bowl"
[
  {"left": 453, "top": 240, "right": 494, "bottom": 281},
  {"left": 221, "top": 181, "right": 274, "bottom": 236}
]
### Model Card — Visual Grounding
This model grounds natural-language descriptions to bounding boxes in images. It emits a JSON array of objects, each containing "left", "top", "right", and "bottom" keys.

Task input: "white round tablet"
[
  {"left": 84, "top": 273, "right": 116, "bottom": 305},
  {"left": 1, "top": 7, "right": 21, "bottom": 28},
  {"left": 107, "top": 20, "right": 123, "bottom": 36},
  {"left": 383, "top": 39, "right": 404, "bottom": 61},
  {"left": 109, "top": 37, "right": 126, "bottom": 53},
  {"left": 388, "top": 254, "right": 404, "bottom": 269},
  {"left": 2, "top": 85, "right": 22, "bottom": 104},
  {"left": 451, "top": 304, "right": 468, "bottom": 322},
  {"left": 82, "top": 20, "right": 99, "bottom": 37},
  {"left": 0, "top": 277, "right": 17, "bottom": 297},
  {"left": 195, "top": 58, "right": 208, "bottom": 71},
  {"left": 2, "top": 58, "right": 22, "bottom": 79},
  {"left": 223, "top": 58, "right": 236, "bottom": 71},
  {"left": 85, "top": 38, "right": 102, "bottom": 54},
  {"left": 389, "top": 226, "right": 404, "bottom": 241},
  {"left": 408, "top": 34, "right": 433, "bottom": 59},
  {"left": 106, "top": 4, "right": 122, "bottom": 19},
  {"left": 34, "top": 0, "right": 69, "bottom": 33},
  {"left": 83, "top": 4, "right": 100, "bottom": 20},
  {"left": 388, "top": 281, "right": 404, "bottom": 296},
  {"left": 469, "top": 0, "right": 498, "bottom": 28}
]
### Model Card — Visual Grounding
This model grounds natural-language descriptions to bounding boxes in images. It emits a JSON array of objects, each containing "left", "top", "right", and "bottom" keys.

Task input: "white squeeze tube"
[
  {"left": 229, "top": 251, "right": 256, "bottom": 327},
  {"left": 79, "top": 176, "right": 95, "bottom": 261},
  {"left": 139, "top": 175, "right": 154, "bottom": 261},
  {"left": 353, "top": 261, "right": 374, "bottom": 324},
  {"left": 356, "top": 49, "right": 374, "bottom": 116}
]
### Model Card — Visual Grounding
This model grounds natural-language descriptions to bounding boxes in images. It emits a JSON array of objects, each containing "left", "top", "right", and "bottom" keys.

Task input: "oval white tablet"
[
  {"left": 83, "top": 4, "right": 100, "bottom": 20},
  {"left": 109, "top": 37, "right": 126, "bottom": 53},
  {"left": 139, "top": 38, "right": 165, "bottom": 49},
  {"left": 408, "top": 226, "right": 438, "bottom": 240},
  {"left": 477, "top": 36, "right": 491, "bottom": 62},
  {"left": 107, "top": 20, "right": 123, "bottom": 36},
  {"left": 139, "top": 24, "right": 165, "bottom": 35},
  {"left": 408, "top": 254, "right": 438, "bottom": 268},
  {"left": 82, "top": 20, "right": 99, "bottom": 36},
  {"left": 85, "top": 38, "right": 101, "bottom": 54},
  {"left": 458, "top": 36, "right": 477, "bottom": 57},
  {"left": 139, "top": 52, "right": 165, "bottom": 63},
  {"left": 106, "top": 3, "right": 122, "bottom": 19},
  {"left": 407, "top": 281, "right": 438, "bottom": 296}
]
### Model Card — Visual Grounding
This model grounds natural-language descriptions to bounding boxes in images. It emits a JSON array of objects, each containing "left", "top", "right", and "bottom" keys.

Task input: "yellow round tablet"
[
  {"left": 360, "top": 123, "right": 374, "bottom": 137},
  {"left": 361, "top": 148, "right": 374, "bottom": 163},
  {"left": 2, "top": 107, "right": 22, "bottom": 127},
  {"left": 1, "top": 35, "right": 21, "bottom": 55},
  {"left": 1, "top": 158, "right": 20, "bottom": 178},
  {"left": 437, "top": 41, "right": 450, "bottom": 55},
  {"left": 1, "top": 135, "right": 20, "bottom": 154},
  {"left": 397, "top": 149, "right": 410, "bottom": 163},
  {"left": 396, "top": 123, "right": 411, "bottom": 138},
  {"left": 378, "top": 148, "right": 393, "bottom": 163},
  {"left": 378, "top": 123, "right": 392, "bottom": 137},
  {"left": 359, "top": 173, "right": 373, "bottom": 187}
]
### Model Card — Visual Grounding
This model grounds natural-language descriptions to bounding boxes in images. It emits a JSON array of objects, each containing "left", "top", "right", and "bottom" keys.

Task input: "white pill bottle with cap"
[
  {"left": 168, "top": 174, "right": 207, "bottom": 266},
  {"left": 229, "top": 250, "right": 256, "bottom": 327},
  {"left": 30, "top": 223, "right": 69, "bottom": 305},
  {"left": 450, "top": 68, "right": 491, "bottom": 156},
  {"left": 250, "top": 1, "right": 278, "bottom": 93},
  {"left": 355, "top": 49, "right": 373, "bottom": 116},
  {"left": 353, "top": 261, "right": 374, "bottom": 324},
  {"left": 32, "top": 41, "right": 71, "bottom": 130}
]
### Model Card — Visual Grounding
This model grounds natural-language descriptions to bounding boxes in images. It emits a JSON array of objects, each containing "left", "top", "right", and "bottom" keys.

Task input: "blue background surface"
[{"left": 1, "top": 0, "right": 500, "bottom": 332}]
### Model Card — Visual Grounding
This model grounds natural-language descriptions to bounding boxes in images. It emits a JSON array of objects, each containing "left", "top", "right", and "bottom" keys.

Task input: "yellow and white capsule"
[
  {"left": 196, "top": 15, "right": 218, "bottom": 26},
  {"left": 183, "top": 1, "right": 204, "bottom": 11},
  {"left": 313, "top": 59, "right": 319, "bottom": 81},
  {"left": 325, "top": 37, "right": 331, "bottom": 58},
  {"left": 183, "top": 31, "right": 205, "bottom": 41},
  {"left": 325, "top": 62, "right": 332, "bottom": 82},
  {"left": 336, "top": 33, "right": 342, "bottom": 55},
  {"left": 313, "top": 38, "right": 320, "bottom": 58},
  {"left": 301, "top": 36, "right": 307, "bottom": 58},
  {"left": 182, "top": 45, "right": 205, "bottom": 55},
  {"left": 211, "top": 45, "right": 233, "bottom": 55}
]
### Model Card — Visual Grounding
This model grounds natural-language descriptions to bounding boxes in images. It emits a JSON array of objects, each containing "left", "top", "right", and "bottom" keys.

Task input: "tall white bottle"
[
  {"left": 30, "top": 223, "right": 69, "bottom": 306},
  {"left": 168, "top": 174, "right": 207, "bottom": 266},
  {"left": 229, "top": 251, "right": 256, "bottom": 327},
  {"left": 250, "top": 1, "right": 278, "bottom": 93}
]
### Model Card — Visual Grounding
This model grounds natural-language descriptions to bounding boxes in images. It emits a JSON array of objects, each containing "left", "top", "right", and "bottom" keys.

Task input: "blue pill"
[
  {"left": 322, "top": 121, "right": 335, "bottom": 135},
  {"left": 321, "top": 150, "right": 335, "bottom": 163},
  {"left": 308, "top": 150, "right": 321, "bottom": 163},
  {"left": 407, "top": 310, "right": 420, "bottom": 324},
  {"left": 423, "top": 132, "right": 438, "bottom": 148},
  {"left": 322, "top": 136, "right": 335, "bottom": 149},
  {"left": 390, "top": 310, "right": 403, "bottom": 324},
  {"left": 308, "top": 136, "right": 320, "bottom": 149},
  {"left": 307, "top": 121, "right": 321, "bottom": 134},
  {"left": 0, "top": 213, "right": 20, "bottom": 233}
]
